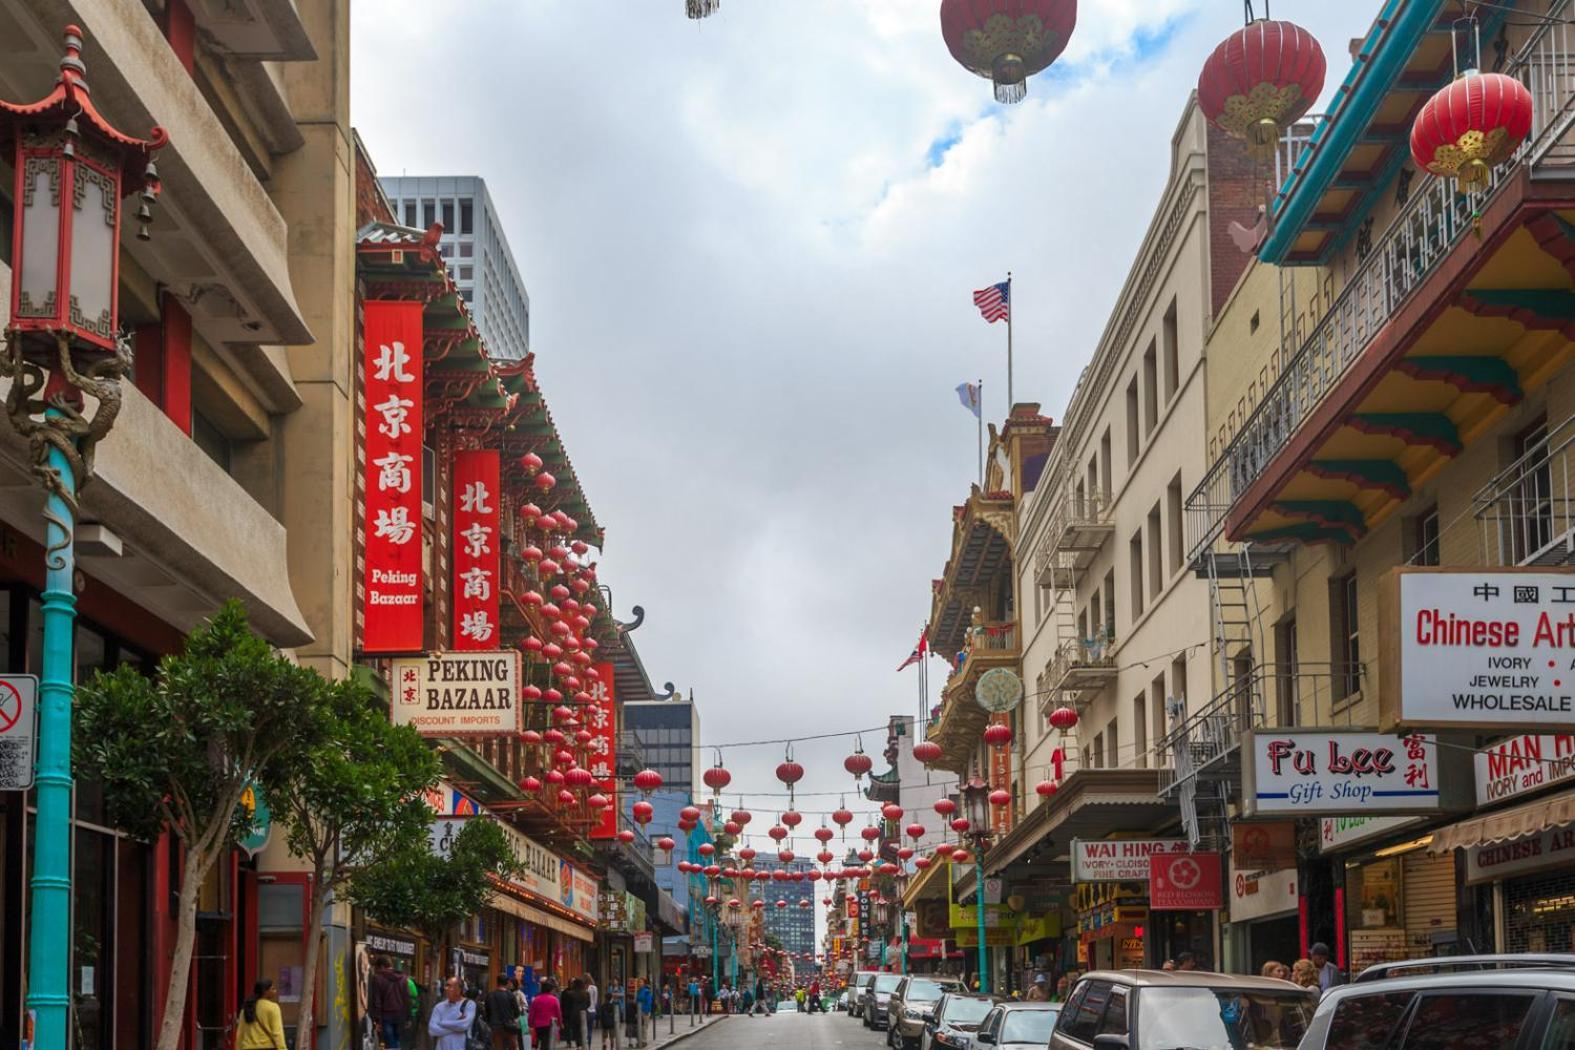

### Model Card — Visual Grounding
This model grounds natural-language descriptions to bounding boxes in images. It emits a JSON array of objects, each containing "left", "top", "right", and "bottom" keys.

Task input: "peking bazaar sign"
[
  {"left": 362, "top": 301, "right": 426, "bottom": 652},
  {"left": 585, "top": 662, "right": 618, "bottom": 840},
  {"left": 1382, "top": 568, "right": 1575, "bottom": 731},
  {"left": 392, "top": 651, "right": 520, "bottom": 737},
  {"left": 451, "top": 450, "right": 500, "bottom": 650}
]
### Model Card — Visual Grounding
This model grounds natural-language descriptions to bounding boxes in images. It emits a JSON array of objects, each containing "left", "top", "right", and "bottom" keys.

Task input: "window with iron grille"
[{"left": 1502, "top": 868, "right": 1575, "bottom": 954}]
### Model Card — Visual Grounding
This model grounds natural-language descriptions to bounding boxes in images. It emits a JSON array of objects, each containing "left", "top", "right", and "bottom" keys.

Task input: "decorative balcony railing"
[
  {"left": 1048, "top": 491, "right": 1114, "bottom": 556},
  {"left": 1185, "top": 6, "right": 1575, "bottom": 565},
  {"left": 1475, "top": 413, "right": 1575, "bottom": 567},
  {"left": 1044, "top": 632, "right": 1117, "bottom": 699},
  {"left": 1159, "top": 662, "right": 1367, "bottom": 796}
]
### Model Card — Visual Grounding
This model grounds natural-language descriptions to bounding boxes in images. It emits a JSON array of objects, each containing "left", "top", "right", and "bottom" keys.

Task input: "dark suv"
[
  {"left": 1298, "top": 955, "right": 1575, "bottom": 1050},
  {"left": 1050, "top": 970, "right": 1315, "bottom": 1050}
]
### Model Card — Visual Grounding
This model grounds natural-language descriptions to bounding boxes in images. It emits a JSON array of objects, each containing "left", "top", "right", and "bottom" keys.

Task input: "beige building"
[
  {"left": 0, "top": 0, "right": 353, "bottom": 1044},
  {"left": 1186, "top": 0, "right": 1575, "bottom": 974}
]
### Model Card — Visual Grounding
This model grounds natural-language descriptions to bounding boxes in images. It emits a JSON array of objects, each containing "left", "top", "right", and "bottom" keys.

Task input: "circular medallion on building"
[{"left": 974, "top": 667, "right": 1024, "bottom": 713}]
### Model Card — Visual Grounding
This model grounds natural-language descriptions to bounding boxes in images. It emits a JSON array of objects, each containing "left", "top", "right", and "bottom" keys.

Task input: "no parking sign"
[{"left": 0, "top": 675, "right": 38, "bottom": 791}]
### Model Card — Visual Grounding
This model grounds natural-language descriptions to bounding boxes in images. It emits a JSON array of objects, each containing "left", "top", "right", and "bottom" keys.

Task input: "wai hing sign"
[
  {"left": 1071, "top": 839, "right": 1190, "bottom": 883},
  {"left": 392, "top": 651, "right": 520, "bottom": 736}
]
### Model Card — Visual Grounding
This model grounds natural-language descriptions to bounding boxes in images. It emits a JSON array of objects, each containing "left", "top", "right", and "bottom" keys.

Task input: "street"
[{"left": 670, "top": 1011, "right": 883, "bottom": 1050}]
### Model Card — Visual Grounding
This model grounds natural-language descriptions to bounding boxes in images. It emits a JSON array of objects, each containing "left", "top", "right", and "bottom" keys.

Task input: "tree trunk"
[
  {"left": 294, "top": 861, "right": 328, "bottom": 1050},
  {"left": 155, "top": 848, "right": 207, "bottom": 1050}
]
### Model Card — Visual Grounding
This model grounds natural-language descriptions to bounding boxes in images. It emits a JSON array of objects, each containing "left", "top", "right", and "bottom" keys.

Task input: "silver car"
[
  {"left": 851, "top": 971, "right": 881, "bottom": 1022},
  {"left": 864, "top": 973, "right": 903, "bottom": 1030},
  {"left": 973, "top": 1002, "right": 1061, "bottom": 1050}
]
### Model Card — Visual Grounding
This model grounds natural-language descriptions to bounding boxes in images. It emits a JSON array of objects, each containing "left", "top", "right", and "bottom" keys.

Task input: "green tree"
[
  {"left": 74, "top": 601, "right": 328, "bottom": 1050},
  {"left": 349, "top": 816, "right": 522, "bottom": 978},
  {"left": 276, "top": 677, "right": 441, "bottom": 1048}
]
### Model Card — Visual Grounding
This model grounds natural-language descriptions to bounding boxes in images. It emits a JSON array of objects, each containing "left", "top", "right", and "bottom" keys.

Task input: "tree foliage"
[
  {"left": 349, "top": 817, "right": 522, "bottom": 947},
  {"left": 73, "top": 601, "right": 330, "bottom": 1050}
]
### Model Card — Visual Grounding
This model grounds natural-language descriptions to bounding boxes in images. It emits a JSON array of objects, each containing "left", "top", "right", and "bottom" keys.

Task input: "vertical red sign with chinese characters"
[
  {"left": 451, "top": 450, "right": 500, "bottom": 651},
  {"left": 362, "top": 301, "right": 425, "bottom": 653},
  {"left": 587, "top": 661, "right": 618, "bottom": 839},
  {"left": 989, "top": 712, "right": 1014, "bottom": 834}
]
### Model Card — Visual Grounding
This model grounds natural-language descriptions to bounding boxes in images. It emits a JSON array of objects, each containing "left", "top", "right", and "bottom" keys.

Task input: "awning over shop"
[
  {"left": 1430, "top": 789, "right": 1575, "bottom": 855},
  {"left": 489, "top": 888, "right": 597, "bottom": 943}
]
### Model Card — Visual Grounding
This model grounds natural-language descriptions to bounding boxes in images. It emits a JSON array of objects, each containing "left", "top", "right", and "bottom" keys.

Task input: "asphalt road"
[{"left": 677, "top": 1009, "right": 887, "bottom": 1050}]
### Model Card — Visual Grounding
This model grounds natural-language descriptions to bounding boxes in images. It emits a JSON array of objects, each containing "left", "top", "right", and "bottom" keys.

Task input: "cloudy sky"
[{"left": 353, "top": 1, "right": 1369, "bottom": 870}]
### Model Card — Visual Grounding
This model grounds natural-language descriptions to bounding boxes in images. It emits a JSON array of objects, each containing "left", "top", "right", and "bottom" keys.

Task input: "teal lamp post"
[
  {"left": 960, "top": 779, "right": 992, "bottom": 995},
  {"left": 0, "top": 26, "right": 165, "bottom": 1050}
]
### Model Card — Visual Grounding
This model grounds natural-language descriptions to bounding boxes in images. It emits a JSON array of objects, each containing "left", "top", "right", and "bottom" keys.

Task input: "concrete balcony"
[
  {"left": 2, "top": 0, "right": 311, "bottom": 352},
  {"left": 0, "top": 377, "right": 312, "bottom": 647},
  {"left": 1475, "top": 412, "right": 1575, "bottom": 568},
  {"left": 1043, "top": 634, "right": 1116, "bottom": 701}
]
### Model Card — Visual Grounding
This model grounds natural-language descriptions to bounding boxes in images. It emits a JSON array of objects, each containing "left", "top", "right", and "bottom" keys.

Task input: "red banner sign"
[
  {"left": 451, "top": 450, "right": 500, "bottom": 650},
  {"left": 1149, "top": 851, "right": 1223, "bottom": 911},
  {"left": 990, "top": 712, "right": 1013, "bottom": 834},
  {"left": 586, "top": 661, "right": 618, "bottom": 839},
  {"left": 362, "top": 301, "right": 425, "bottom": 652}
]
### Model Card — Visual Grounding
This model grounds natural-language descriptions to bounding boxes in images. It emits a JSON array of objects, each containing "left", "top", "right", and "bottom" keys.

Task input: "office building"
[
  {"left": 625, "top": 694, "right": 703, "bottom": 796},
  {"left": 378, "top": 175, "right": 532, "bottom": 361}
]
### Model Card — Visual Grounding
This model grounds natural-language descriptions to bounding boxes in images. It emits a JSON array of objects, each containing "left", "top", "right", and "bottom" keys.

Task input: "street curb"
[{"left": 650, "top": 1014, "right": 727, "bottom": 1049}]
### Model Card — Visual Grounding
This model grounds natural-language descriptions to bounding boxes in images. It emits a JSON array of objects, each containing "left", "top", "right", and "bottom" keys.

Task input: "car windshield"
[
  {"left": 874, "top": 975, "right": 902, "bottom": 993},
  {"left": 906, "top": 980, "right": 947, "bottom": 1003},
  {"left": 941, "top": 998, "right": 995, "bottom": 1025},
  {"left": 1000, "top": 1009, "right": 1059, "bottom": 1044},
  {"left": 1137, "top": 988, "right": 1313, "bottom": 1050}
]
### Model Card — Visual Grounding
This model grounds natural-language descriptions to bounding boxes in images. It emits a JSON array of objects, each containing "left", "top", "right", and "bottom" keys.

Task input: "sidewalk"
[{"left": 619, "top": 1012, "right": 727, "bottom": 1050}]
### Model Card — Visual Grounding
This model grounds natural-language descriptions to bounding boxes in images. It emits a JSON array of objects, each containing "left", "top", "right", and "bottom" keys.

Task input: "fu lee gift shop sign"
[
  {"left": 1382, "top": 568, "right": 1575, "bottom": 731},
  {"left": 1239, "top": 730, "right": 1465, "bottom": 817}
]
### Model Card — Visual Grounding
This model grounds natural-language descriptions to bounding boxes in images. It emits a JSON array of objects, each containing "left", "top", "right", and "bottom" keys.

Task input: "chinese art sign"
[
  {"left": 362, "top": 301, "right": 424, "bottom": 652},
  {"left": 451, "top": 450, "right": 500, "bottom": 650},
  {"left": 586, "top": 661, "right": 618, "bottom": 840},
  {"left": 1383, "top": 568, "right": 1575, "bottom": 731},
  {"left": 391, "top": 652, "right": 520, "bottom": 736},
  {"left": 1241, "top": 730, "right": 1443, "bottom": 817}
]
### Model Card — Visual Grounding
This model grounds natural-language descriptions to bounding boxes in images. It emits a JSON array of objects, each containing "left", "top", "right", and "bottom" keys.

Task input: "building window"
[
  {"left": 1147, "top": 502, "right": 1163, "bottom": 601},
  {"left": 1132, "top": 693, "right": 1147, "bottom": 769},
  {"left": 421, "top": 199, "right": 436, "bottom": 227},
  {"left": 1143, "top": 340, "right": 1159, "bottom": 436},
  {"left": 1162, "top": 298, "right": 1179, "bottom": 401},
  {"left": 1167, "top": 473, "right": 1184, "bottom": 575},
  {"left": 402, "top": 201, "right": 417, "bottom": 228},
  {"left": 1125, "top": 377, "right": 1140, "bottom": 466},
  {"left": 459, "top": 242, "right": 473, "bottom": 258},
  {"left": 460, "top": 199, "right": 474, "bottom": 235},
  {"left": 442, "top": 200, "right": 456, "bottom": 235},
  {"left": 459, "top": 266, "right": 473, "bottom": 281},
  {"left": 1129, "top": 531, "right": 1145, "bottom": 619},
  {"left": 1333, "top": 573, "right": 1360, "bottom": 698},
  {"left": 1508, "top": 418, "right": 1553, "bottom": 562},
  {"left": 1150, "top": 674, "right": 1167, "bottom": 767},
  {"left": 1102, "top": 569, "right": 1116, "bottom": 639},
  {"left": 1414, "top": 507, "right": 1440, "bottom": 566},
  {"left": 191, "top": 410, "right": 231, "bottom": 474},
  {"left": 1274, "top": 617, "right": 1298, "bottom": 727},
  {"left": 1100, "top": 428, "right": 1113, "bottom": 496}
]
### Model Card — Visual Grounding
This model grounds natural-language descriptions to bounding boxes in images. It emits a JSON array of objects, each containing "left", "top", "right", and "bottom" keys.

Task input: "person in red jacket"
[{"left": 529, "top": 979, "right": 565, "bottom": 1049}]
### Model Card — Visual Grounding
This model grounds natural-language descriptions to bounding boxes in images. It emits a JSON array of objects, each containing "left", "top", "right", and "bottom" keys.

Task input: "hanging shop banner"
[
  {"left": 1228, "top": 858, "right": 1298, "bottom": 923},
  {"left": 1149, "top": 851, "right": 1223, "bottom": 911},
  {"left": 392, "top": 651, "right": 521, "bottom": 736},
  {"left": 1475, "top": 733, "right": 1575, "bottom": 806},
  {"left": 1382, "top": 568, "right": 1575, "bottom": 731},
  {"left": 1231, "top": 821, "right": 1297, "bottom": 872},
  {"left": 451, "top": 450, "right": 500, "bottom": 651},
  {"left": 1241, "top": 730, "right": 1454, "bottom": 816},
  {"left": 1071, "top": 838, "right": 1190, "bottom": 883},
  {"left": 1465, "top": 823, "right": 1575, "bottom": 883},
  {"left": 423, "top": 778, "right": 481, "bottom": 817},
  {"left": 990, "top": 712, "right": 1014, "bottom": 835},
  {"left": 362, "top": 300, "right": 425, "bottom": 653},
  {"left": 586, "top": 661, "right": 618, "bottom": 840},
  {"left": 1319, "top": 815, "right": 1421, "bottom": 854}
]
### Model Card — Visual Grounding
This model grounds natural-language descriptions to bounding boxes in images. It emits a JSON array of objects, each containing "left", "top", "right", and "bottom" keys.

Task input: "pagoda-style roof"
[{"left": 928, "top": 488, "right": 1016, "bottom": 656}]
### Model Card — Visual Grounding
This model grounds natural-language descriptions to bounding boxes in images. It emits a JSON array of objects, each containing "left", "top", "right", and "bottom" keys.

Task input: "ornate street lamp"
[
  {"left": 0, "top": 26, "right": 165, "bottom": 1050},
  {"left": 960, "top": 778, "right": 994, "bottom": 994}
]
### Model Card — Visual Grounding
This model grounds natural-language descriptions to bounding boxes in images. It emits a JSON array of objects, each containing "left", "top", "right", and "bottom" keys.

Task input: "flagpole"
[
  {"left": 1006, "top": 271, "right": 1014, "bottom": 410},
  {"left": 977, "top": 378, "right": 984, "bottom": 489}
]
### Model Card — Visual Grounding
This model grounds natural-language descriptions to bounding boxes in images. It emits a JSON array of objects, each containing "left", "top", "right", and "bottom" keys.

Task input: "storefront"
[
  {"left": 1332, "top": 831, "right": 1456, "bottom": 976},
  {"left": 1073, "top": 882, "right": 1146, "bottom": 971},
  {"left": 1223, "top": 822, "right": 1300, "bottom": 974}
]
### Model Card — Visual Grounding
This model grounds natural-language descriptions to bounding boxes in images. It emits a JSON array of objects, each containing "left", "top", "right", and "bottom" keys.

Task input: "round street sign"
[{"left": 974, "top": 667, "right": 1024, "bottom": 713}]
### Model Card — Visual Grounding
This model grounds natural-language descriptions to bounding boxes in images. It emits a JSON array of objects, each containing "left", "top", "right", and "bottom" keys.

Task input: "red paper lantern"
[
  {"left": 860, "top": 826, "right": 881, "bottom": 843},
  {"left": 844, "top": 749, "right": 873, "bottom": 781},
  {"left": 817, "top": 850, "right": 835, "bottom": 865},
  {"left": 940, "top": 0, "right": 1077, "bottom": 104},
  {"left": 1036, "top": 780, "right": 1058, "bottom": 797},
  {"left": 857, "top": 848, "right": 875, "bottom": 863},
  {"left": 617, "top": 829, "right": 636, "bottom": 844},
  {"left": 1048, "top": 706, "right": 1079, "bottom": 731},
  {"left": 897, "top": 847, "right": 915, "bottom": 861},
  {"left": 1410, "top": 72, "right": 1534, "bottom": 192},
  {"left": 698, "top": 842, "right": 716, "bottom": 857},
  {"left": 521, "top": 776, "right": 542, "bottom": 793},
  {"left": 832, "top": 808, "right": 853, "bottom": 829},
  {"left": 913, "top": 740, "right": 943, "bottom": 764},
  {"left": 632, "top": 801, "right": 654, "bottom": 825},
  {"left": 1198, "top": 19, "right": 1327, "bottom": 159},
  {"left": 983, "top": 723, "right": 1013, "bottom": 748},
  {"left": 989, "top": 788, "right": 1012, "bottom": 807},
  {"left": 951, "top": 817, "right": 971, "bottom": 833},
  {"left": 724, "top": 821, "right": 742, "bottom": 837},
  {"left": 731, "top": 809, "right": 753, "bottom": 826},
  {"left": 738, "top": 846, "right": 757, "bottom": 862},
  {"left": 775, "top": 760, "right": 804, "bottom": 786},
  {"left": 545, "top": 769, "right": 565, "bottom": 786},
  {"left": 778, "top": 849, "right": 795, "bottom": 863},
  {"left": 934, "top": 798, "right": 957, "bottom": 817},
  {"left": 633, "top": 769, "right": 663, "bottom": 793},
  {"left": 906, "top": 822, "right": 926, "bottom": 840},
  {"left": 881, "top": 803, "right": 904, "bottom": 822},
  {"left": 703, "top": 763, "right": 732, "bottom": 796},
  {"left": 587, "top": 793, "right": 609, "bottom": 809},
  {"left": 680, "top": 805, "right": 702, "bottom": 823},
  {"left": 657, "top": 837, "right": 676, "bottom": 852},
  {"left": 781, "top": 809, "right": 803, "bottom": 829},
  {"left": 535, "top": 471, "right": 557, "bottom": 492},
  {"left": 915, "top": 857, "right": 932, "bottom": 870},
  {"left": 814, "top": 826, "right": 835, "bottom": 844},
  {"left": 557, "top": 789, "right": 576, "bottom": 806},
  {"left": 521, "top": 452, "right": 544, "bottom": 473},
  {"left": 768, "top": 825, "right": 789, "bottom": 842},
  {"left": 951, "top": 848, "right": 971, "bottom": 864}
]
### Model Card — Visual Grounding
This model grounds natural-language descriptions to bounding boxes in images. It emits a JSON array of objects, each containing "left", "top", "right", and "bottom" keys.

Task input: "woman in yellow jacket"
[{"left": 237, "top": 978, "right": 288, "bottom": 1050}]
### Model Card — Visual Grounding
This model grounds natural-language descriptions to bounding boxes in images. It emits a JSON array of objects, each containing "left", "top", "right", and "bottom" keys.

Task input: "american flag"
[{"left": 973, "top": 281, "right": 1010, "bottom": 324}]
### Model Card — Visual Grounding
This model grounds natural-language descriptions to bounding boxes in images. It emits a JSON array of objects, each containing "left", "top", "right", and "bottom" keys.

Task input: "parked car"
[
  {"left": 889, "top": 976, "right": 967, "bottom": 1050},
  {"left": 920, "top": 993, "right": 998, "bottom": 1050},
  {"left": 1298, "top": 955, "right": 1575, "bottom": 1050},
  {"left": 974, "top": 1002, "right": 1061, "bottom": 1050},
  {"left": 865, "top": 972, "right": 905, "bottom": 1030},
  {"left": 1050, "top": 970, "right": 1316, "bottom": 1050},
  {"left": 852, "top": 971, "right": 882, "bottom": 1022},
  {"left": 836, "top": 991, "right": 849, "bottom": 1012}
]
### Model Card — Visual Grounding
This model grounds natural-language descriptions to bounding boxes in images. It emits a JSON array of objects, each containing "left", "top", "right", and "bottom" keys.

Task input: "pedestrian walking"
[
  {"left": 369, "top": 957, "right": 414, "bottom": 1049},
  {"left": 585, "top": 975, "right": 599, "bottom": 1045},
  {"left": 529, "top": 979, "right": 564, "bottom": 1050},
  {"left": 1025, "top": 975, "right": 1048, "bottom": 1002},
  {"left": 512, "top": 979, "right": 531, "bottom": 1049},
  {"left": 1290, "top": 959, "right": 1320, "bottom": 990},
  {"left": 741, "top": 987, "right": 754, "bottom": 1017},
  {"left": 487, "top": 975, "right": 523, "bottom": 1050},
  {"left": 561, "top": 978, "right": 590, "bottom": 1048},
  {"left": 599, "top": 981, "right": 622, "bottom": 1050},
  {"left": 687, "top": 976, "right": 700, "bottom": 1018},
  {"left": 429, "top": 978, "right": 479, "bottom": 1050},
  {"left": 1309, "top": 943, "right": 1344, "bottom": 991},
  {"left": 236, "top": 979, "right": 287, "bottom": 1050}
]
